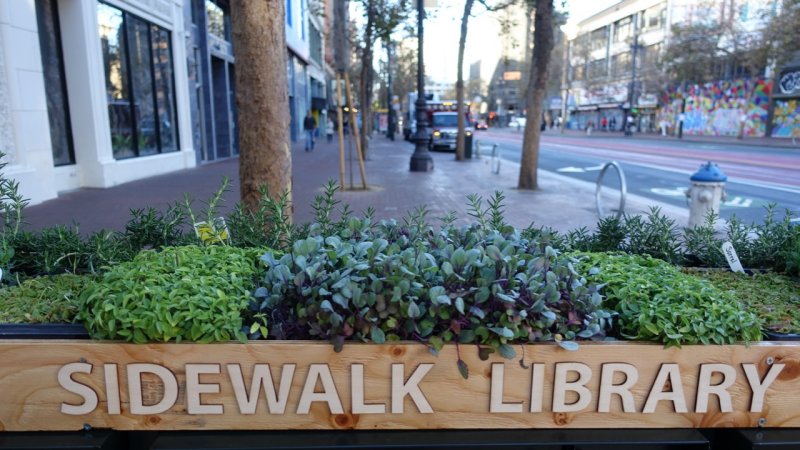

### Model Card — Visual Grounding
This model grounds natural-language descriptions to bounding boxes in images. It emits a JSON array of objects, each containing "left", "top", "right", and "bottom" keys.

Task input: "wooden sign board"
[{"left": 1, "top": 341, "right": 800, "bottom": 431}]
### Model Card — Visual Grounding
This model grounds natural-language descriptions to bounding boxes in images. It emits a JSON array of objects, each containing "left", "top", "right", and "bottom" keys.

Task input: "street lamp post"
[
  {"left": 386, "top": 40, "right": 395, "bottom": 141},
  {"left": 409, "top": 0, "right": 433, "bottom": 172}
]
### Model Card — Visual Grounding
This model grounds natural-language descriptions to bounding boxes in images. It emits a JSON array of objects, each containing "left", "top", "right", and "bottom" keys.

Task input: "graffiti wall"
[
  {"left": 772, "top": 99, "right": 800, "bottom": 138},
  {"left": 658, "top": 78, "right": 772, "bottom": 137}
]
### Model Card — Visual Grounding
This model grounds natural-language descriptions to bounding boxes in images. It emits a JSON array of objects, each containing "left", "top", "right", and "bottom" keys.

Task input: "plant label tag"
[
  {"left": 722, "top": 242, "right": 745, "bottom": 273},
  {"left": 193, "top": 217, "right": 230, "bottom": 244}
]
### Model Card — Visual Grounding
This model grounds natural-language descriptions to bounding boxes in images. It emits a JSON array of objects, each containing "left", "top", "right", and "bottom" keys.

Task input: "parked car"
[
  {"left": 509, "top": 117, "right": 527, "bottom": 130},
  {"left": 475, "top": 120, "right": 488, "bottom": 130}
]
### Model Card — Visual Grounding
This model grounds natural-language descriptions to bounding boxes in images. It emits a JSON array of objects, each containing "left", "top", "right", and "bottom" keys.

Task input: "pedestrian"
[
  {"left": 601, "top": 116, "right": 608, "bottom": 131},
  {"left": 609, "top": 117, "right": 616, "bottom": 131},
  {"left": 326, "top": 117, "right": 334, "bottom": 143},
  {"left": 625, "top": 114, "right": 634, "bottom": 136},
  {"left": 303, "top": 111, "right": 317, "bottom": 151}
]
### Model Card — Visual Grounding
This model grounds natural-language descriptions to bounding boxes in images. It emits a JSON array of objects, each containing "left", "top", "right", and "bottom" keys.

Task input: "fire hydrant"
[{"left": 686, "top": 162, "right": 727, "bottom": 229}]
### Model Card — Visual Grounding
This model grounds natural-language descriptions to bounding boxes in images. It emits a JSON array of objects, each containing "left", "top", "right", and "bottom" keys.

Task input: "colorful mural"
[
  {"left": 657, "top": 78, "right": 772, "bottom": 137},
  {"left": 772, "top": 99, "right": 800, "bottom": 139}
]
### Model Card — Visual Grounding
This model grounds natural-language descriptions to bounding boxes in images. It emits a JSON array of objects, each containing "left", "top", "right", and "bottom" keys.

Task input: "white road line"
[{"left": 541, "top": 142, "right": 800, "bottom": 195}]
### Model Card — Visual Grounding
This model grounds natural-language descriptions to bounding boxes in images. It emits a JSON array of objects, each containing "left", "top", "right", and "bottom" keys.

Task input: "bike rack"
[
  {"left": 474, "top": 141, "right": 501, "bottom": 174},
  {"left": 489, "top": 144, "right": 500, "bottom": 174},
  {"left": 595, "top": 161, "right": 627, "bottom": 219}
]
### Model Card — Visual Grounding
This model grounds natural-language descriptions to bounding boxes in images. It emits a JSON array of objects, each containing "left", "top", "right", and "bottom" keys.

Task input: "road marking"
[
  {"left": 543, "top": 142, "right": 800, "bottom": 194},
  {"left": 584, "top": 164, "right": 606, "bottom": 171},
  {"left": 650, "top": 187, "right": 687, "bottom": 197},
  {"left": 724, "top": 197, "right": 753, "bottom": 208},
  {"left": 557, "top": 164, "right": 606, "bottom": 173},
  {"left": 557, "top": 166, "right": 586, "bottom": 173}
]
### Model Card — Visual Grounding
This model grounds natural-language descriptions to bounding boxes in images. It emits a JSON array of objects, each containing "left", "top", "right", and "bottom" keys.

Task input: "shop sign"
[
  {"left": 779, "top": 69, "right": 800, "bottom": 95},
  {"left": 2, "top": 342, "right": 800, "bottom": 431}
]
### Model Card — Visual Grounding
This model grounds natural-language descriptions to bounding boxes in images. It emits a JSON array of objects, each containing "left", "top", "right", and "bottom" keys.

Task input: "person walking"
[
  {"left": 303, "top": 111, "right": 317, "bottom": 151},
  {"left": 326, "top": 117, "right": 334, "bottom": 143}
]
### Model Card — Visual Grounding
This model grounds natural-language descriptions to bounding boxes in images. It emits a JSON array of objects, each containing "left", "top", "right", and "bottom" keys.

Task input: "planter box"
[{"left": 1, "top": 341, "right": 799, "bottom": 432}]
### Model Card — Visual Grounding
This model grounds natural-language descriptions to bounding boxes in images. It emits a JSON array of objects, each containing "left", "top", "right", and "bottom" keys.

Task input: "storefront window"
[
  {"left": 97, "top": 2, "right": 179, "bottom": 159},
  {"left": 206, "top": 0, "right": 230, "bottom": 41},
  {"left": 35, "top": 0, "right": 75, "bottom": 166},
  {"left": 152, "top": 26, "right": 178, "bottom": 153}
]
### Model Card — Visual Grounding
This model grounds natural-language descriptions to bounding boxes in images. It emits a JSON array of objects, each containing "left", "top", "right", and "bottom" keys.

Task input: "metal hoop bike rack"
[{"left": 595, "top": 161, "right": 627, "bottom": 219}]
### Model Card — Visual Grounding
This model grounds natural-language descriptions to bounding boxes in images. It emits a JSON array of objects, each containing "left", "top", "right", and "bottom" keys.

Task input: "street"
[{"left": 474, "top": 129, "right": 800, "bottom": 225}]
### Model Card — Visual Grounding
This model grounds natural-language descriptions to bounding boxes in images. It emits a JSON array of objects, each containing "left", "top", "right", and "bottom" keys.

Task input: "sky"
[{"left": 421, "top": 0, "right": 620, "bottom": 84}]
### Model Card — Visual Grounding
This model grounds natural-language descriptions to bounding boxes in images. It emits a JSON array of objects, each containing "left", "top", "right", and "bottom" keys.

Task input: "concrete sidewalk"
[{"left": 21, "top": 135, "right": 688, "bottom": 235}]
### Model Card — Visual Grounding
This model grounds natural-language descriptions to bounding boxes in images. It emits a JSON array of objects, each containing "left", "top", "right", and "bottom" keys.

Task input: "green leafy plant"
[
  {"left": 0, "top": 273, "right": 96, "bottom": 323},
  {"left": 226, "top": 182, "right": 300, "bottom": 250},
  {"left": 79, "top": 245, "right": 265, "bottom": 343},
  {"left": 686, "top": 269, "right": 800, "bottom": 334},
  {"left": 749, "top": 204, "right": 797, "bottom": 271},
  {"left": 124, "top": 204, "right": 190, "bottom": 250},
  {"left": 0, "top": 153, "right": 29, "bottom": 281},
  {"left": 571, "top": 252, "right": 762, "bottom": 347},
  {"left": 683, "top": 206, "right": 798, "bottom": 274},
  {"left": 252, "top": 195, "right": 616, "bottom": 378},
  {"left": 622, "top": 207, "right": 682, "bottom": 264}
]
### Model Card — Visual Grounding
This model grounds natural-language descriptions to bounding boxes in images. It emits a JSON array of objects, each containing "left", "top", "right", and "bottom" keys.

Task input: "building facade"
[
  {"left": 184, "top": 0, "right": 238, "bottom": 163},
  {"left": 1, "top": 0, "right": 330, "bottom": 207},
  {"left": 286, "top": 0, "right": 329, "bottom": 143},
  {"left": 1, "top": 0, "right": 196, "bottom": 206},
  {"left": 564, "top": 0, "right": 668, "bottom": 132},
  {"left": 486, "top": 1, "right": 534, "bottom": 125},
  {"left": 563, "top": 0, "right": 797, "bottom": 138}
]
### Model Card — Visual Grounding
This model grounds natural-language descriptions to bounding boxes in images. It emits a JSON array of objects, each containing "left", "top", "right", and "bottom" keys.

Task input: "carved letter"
[
  {"left": 696, "top": 364, "right": 736, "bottom": 413},
  {"left": 643, "top": 364, "right": 687, "bottom": 413},
  {"left": 744, "top": 363, "right": 785, "bottom": 413},
  {"left": 552, "top": 363, "right": 592, "bottom": 413},
  {"left": 128, "top": 363, "right": 179, "bottom": 415},
  {"left": 297, "top": 364, "right": 344, "bottom": 414},
  {"left": 391, "top": 363, "right": 434, "bottom": 414},
  {"left": 186, "top": 364, "right": 223, "bottom": 414},
  {"left": 598, "top": 363, "right": 638, "bottom": 413},
  {"left": 104, "top": 364, "right": 121, "bottom": 415},
  {"left": 227, "top": 364, "right": 296, "bottom": 414},
  {"left": 530, "top": 363, "right": 545, "bottom": 413},
  {"left": 490, "top": 363, "right": 523, "bottom": 413},
  {"left": 352, "top": 364, "right": 386, "bottom": 414},
  {"left": 58, "top": 362, "right": 98, "bottom": 415}
]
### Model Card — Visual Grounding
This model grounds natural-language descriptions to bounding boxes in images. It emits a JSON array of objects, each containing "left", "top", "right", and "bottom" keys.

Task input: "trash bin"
[{"left": 464, "top": 132, "right": 473, "bottom": 159}]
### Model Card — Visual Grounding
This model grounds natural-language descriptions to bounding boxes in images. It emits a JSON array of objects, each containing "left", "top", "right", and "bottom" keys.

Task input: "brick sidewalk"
[{"left": 21, "top": 134, "right": 687, "bottom": 235}]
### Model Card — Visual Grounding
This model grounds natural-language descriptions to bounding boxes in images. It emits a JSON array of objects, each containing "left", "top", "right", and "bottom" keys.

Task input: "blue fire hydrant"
[{"left": 686, "top": 162, "right": 727, "bottom": 229}]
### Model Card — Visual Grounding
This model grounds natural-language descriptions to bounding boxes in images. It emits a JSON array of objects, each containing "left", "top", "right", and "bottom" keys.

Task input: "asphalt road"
[{"left": 473, "top": 130, "right": 800, "bottom": 225}]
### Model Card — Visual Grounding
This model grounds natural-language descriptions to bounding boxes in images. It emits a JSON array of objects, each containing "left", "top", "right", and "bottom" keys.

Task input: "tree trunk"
[
  {"left": 455, "top": 0, "right": 475, "bottom": 161},
  {"left": 359, "top": 1, "right": 376, "bottom": 160},
  {"left": 230, "top": 0, "right": 292, "bottom": 216},
  {"left": 518, "top": 0, "right": 554, "bottom": 190}
]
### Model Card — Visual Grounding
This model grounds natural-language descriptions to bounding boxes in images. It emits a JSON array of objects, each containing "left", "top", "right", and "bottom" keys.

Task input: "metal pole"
[
  {"left": 626, "top": 32, "right": 638, "bottom": 136},
  {"left": 387, "top": 40, "right": 395, "bottom": 141},
  {"left": 678, "top": 80, "right": 686, "bottom": 139},
  {"left": 560, "top": 35, "right": 569, "bottom": 134},
  {"left": 409, "top": 0, "right": 433, "bottom": 172}
]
